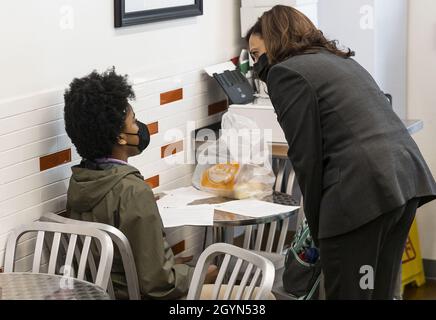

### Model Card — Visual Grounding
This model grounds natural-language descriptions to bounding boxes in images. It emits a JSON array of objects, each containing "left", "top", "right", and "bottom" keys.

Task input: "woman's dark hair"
[
  {"left": 64, "top": 67, "right": 135, "bottom": 160},
  {"left": 245, "top": 5, "right": 354, "bottom": 65}
]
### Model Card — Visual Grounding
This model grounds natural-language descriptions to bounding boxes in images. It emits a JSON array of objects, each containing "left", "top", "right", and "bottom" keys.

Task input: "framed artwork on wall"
[{"left": 115, "top": 0, "right": 203, "bottom": 28}]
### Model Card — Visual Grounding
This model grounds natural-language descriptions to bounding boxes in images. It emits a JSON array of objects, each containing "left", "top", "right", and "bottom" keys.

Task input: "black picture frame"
[{"left": 114, "top": 0, "right": 203, "bottom": 28}]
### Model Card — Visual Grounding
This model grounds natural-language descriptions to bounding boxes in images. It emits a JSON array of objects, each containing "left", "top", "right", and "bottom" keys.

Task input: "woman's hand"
[{"left": 204, "top": 265, "right": 219, "bottom": 284}]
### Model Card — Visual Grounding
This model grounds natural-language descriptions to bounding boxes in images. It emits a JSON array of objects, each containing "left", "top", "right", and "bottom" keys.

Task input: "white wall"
[
  {"left": 318, "top": 0, "right": 408, "bottom": 118},
  {"left": 0, "top": 0, "right": 242, "bottom": 100},
  {"left": 318, "top": 0, "right": 375, "bottom": 74},
  {"left": 374, "top": 0, "right": 408, "bottom": 119},
  {"left": 408, "top": 0, "right": 436, "bottom": 261},
  {"left": 0, "top": 0, "right": 243, "bottom": 268}
]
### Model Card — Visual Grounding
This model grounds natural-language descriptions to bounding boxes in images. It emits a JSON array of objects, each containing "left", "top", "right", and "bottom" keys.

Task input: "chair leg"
[
  {"left": 203, "top": 227, "right": 208, "bottom": 251},
  {"left": 223, "top": 227, "right": 234, "bottom": 245},
  {"left": 318, "top": 272, "right": 326, "bottom": 300},
  {"left": 393, "top": 265, "right": 403, "bottom": 300}
]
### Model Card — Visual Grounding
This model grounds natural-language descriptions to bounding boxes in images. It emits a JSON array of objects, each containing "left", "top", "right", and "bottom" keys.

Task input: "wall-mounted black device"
[{"left": 213, "top": 70, "right": 255, "bottom": 105}]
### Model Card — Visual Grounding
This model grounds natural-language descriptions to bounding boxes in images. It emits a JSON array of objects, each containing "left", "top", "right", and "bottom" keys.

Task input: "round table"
[
  {"left": 0, "top": 273, "right": 110, "bottom": 300},
  {"left": 213, "top": 192, "right": 299, "bottom": 227},
  {"left": 188, "top": 191, "right": 300, "bottom": 246},
  {"left": 188, "top": 191, "right": 300, "bottom": 226}
]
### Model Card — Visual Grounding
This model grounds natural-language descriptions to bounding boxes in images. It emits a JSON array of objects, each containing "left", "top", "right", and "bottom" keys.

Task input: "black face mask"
[
  {"left": 123, "top": 120, "right": 150, "bottom": 153},
  {"left": 253, "top": 53, "right": 271, "bottom": 83}
]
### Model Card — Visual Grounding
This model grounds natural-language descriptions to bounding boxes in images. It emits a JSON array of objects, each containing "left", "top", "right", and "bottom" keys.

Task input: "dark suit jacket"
[{"left": 267, "top": 49, "right": 436, "bottom": 241}]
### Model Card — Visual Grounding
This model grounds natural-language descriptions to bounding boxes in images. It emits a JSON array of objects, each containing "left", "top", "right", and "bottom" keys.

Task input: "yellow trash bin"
[{"left": 401, "top": 218, "right": 426, "bottom": 291}]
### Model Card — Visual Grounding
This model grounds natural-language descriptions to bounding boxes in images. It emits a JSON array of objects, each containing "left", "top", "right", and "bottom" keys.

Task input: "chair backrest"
[
  {"left": 40, "top": 212, "right": 141, "bottom": 300},
  {"left": 187, "top": 243, "right": 275, "bottom": 300},
  {"left": 4, "top": 221, "right": 114, "bottom": 290}
]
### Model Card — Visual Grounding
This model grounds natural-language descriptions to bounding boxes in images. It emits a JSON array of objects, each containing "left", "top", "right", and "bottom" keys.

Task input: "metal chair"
[
  {"left": 268, "top": 159, "right": 325, "bottom": 300},
  {"left": 4, "top": 221, "right": 114, "bottom": 291},
  {"left": 40, "top": 212, "right": 141, "bottom": 300},
  {"left": 240, "top": 158, "right": 324, "bottom": 300},
  {"left": 187, "top": 243, "right": 275, "bottom": 300},
  {"left": 242, "top": 159, "right": 303, "bottom": 269}
]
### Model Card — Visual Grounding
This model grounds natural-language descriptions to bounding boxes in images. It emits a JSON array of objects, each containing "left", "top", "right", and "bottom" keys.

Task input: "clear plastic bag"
[{"left": 192, "top": 112, "right": 275, "bottom": 199}]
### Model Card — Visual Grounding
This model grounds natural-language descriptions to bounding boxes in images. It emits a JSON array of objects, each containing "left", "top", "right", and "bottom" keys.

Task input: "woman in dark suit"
[{"left": 246, "top": 5, "right": 436, "bottom": 300}]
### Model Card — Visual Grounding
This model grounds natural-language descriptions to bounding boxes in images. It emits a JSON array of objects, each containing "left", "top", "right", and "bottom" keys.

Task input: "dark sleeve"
[
  {"left": 267, "top": 65, "right": 323, "bottom": 244},
  {"left": 120, "top": 184, "right": 194, "bottom": 300}
]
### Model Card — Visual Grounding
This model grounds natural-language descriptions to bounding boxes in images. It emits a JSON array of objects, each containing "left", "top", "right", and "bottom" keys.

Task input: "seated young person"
[{"left": 63, "top": 69, "right": 217, "bottom": 299}]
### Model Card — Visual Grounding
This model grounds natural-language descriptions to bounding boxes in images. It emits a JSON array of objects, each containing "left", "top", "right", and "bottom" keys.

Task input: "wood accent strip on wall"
[
  {"left": 40, "top": 149, "right": 72, "bottom": 172},
  {"left": 272, "top": 144, "right": 289, "bottom": 159},
  {"left": 145, "top": 175, "right": 160, "bottom": 189},
  {"left": 147, "top": 122, "right": 159, "bottom": 136},
  {"left": 171, "top": 240, "right": 186, "bottom": 256},
  {"left": 161, "top": 140, "right": 184, "bottom": 159},
  {"left": 208, "top": 100, "right": 228, "bottom": 116},
  {"left": 160, "top": 88, "right": 183, "bottom": 105}
]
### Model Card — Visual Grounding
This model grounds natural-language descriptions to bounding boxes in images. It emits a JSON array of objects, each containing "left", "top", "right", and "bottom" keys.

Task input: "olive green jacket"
[{"left": 66, "top": 161, "right": 194, "bottom": 299}]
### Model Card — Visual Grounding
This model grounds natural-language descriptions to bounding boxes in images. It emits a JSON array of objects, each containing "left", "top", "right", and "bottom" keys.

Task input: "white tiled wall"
[{"left": 0, "top": 66, "right": 228, "bottom": 269}]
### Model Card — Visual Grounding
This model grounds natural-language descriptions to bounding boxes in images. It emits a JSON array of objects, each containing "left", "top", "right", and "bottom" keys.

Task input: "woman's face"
[
  {"left": 249, "top": 34, "right": 267, "bottom": 63},
  {"left": 119, "top": 105, "right": 140, "bottom": 156}
]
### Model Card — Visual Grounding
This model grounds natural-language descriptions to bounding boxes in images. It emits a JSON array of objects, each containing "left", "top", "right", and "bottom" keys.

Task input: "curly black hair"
[{"left": 64, "top": 67, "right": 135, "bottom": 160}]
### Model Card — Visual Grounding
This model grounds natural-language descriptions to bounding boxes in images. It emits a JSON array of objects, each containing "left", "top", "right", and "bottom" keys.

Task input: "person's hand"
[
  {"left": 204, "top": 265, "right": 219, "bottom": 284},
  {"left": 175, "top": 255, "right": 194, "bottom": 265}
]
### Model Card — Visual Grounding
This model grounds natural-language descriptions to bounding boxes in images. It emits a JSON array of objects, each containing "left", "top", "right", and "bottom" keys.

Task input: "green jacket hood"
[{"left": 67, "top": 164, "right": 142, "bottom": 213}]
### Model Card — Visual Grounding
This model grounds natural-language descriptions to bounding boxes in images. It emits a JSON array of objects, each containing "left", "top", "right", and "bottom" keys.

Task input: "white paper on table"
[
  {"left": 157, "top": 196, "right": 189, "bottom": 210},
  {"left": 157, "top": 186, "right": 216, "bottom": 209},
  {"left": 159, "top": 205, "right": 215, "bottom": 228},
  {"left": 215, "top": 200, "right": 300, "bottom": 218},
  {"left": 166, "top": 186, "right": 215, "bottom": 200}
]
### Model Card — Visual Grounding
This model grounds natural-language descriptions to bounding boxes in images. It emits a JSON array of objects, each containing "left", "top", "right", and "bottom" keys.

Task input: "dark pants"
[{"left": 319, "top": 198, "right": 420, "bottom": 300}]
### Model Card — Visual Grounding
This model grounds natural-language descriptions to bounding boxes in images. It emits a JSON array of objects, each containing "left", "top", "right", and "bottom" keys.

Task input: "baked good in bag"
[
  {"left": 201, "top": 163, "right": 240, "bottom": 192},
  {"left": 200, "top": 163, "right": 272, "bottom": 199}
]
